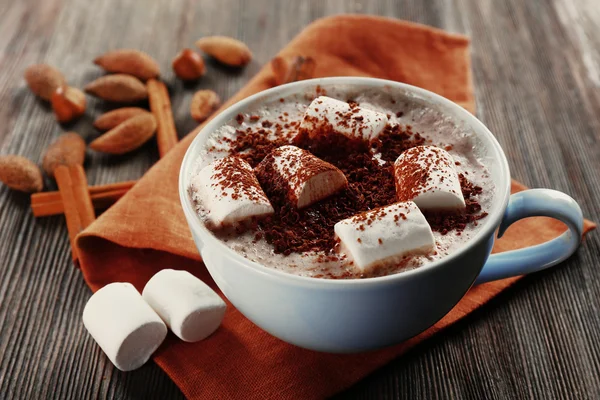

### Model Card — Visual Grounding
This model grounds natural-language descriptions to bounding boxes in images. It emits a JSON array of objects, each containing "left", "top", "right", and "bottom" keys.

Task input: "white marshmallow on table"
[
  {"left": 394, "top": 146, "right": 466, "bottom": 211},
  {"left": 300, "top": 96, "right": 389, "bottom": 141},
  {"left": 191, "top": 156, "right": 274, "bottom": 228},
  {"left": 334, "top": 201, "right": 435, "bottom": 274},
  {"left": 142, "top": 269, "right": 227, "bottom": 343},
  {"left": 255, "top": 145, "right": 348, "bottom": 209},
  {"left": 82, "top": 282, "right": 167, "bottom": 372}
]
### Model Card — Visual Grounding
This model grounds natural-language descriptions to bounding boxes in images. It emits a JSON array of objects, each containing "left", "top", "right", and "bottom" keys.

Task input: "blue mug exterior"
[{"left": 476, "top": 189, "right": 583, "bottom": 284}]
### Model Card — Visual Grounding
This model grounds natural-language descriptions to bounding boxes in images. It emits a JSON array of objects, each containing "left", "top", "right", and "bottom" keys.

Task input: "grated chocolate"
[{"left": 215, "top": 119, "right": 487, "bottom": 255}]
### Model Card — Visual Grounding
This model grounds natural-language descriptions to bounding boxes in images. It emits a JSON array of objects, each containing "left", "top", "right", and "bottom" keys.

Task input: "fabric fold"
[{"left": 76, "top": 14, "right": 595, "bottom": 400}]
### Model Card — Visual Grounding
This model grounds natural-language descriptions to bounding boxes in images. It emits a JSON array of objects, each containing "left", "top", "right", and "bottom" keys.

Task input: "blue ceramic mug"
[{"left": 179, "top": 78, "right": 584, "bottom": 353}]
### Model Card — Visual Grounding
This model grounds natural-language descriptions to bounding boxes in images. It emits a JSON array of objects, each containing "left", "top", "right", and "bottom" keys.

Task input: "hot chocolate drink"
[{"left": 188, "top": 86, "right": 495, "bottom": 279}]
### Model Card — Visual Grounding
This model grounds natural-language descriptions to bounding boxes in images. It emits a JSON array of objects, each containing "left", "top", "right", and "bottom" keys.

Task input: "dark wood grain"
[{"left": 0, "top": 0, "right": 598, "bottom": 399}]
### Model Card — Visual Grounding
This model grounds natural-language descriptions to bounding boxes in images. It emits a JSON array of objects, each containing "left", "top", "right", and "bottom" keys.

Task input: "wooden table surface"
[{"left": 1, "top": 0, "right": 599, "bottom": 398}]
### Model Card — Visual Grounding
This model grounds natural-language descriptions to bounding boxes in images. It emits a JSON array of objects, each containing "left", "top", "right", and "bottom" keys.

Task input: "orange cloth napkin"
[{"left": 77, "top": 15, "right": 596, "bottom": 400}]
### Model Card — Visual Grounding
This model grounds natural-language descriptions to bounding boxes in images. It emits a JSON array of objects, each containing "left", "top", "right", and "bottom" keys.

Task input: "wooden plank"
[{"left": 0, "top": 0, "right": 598, "bottom": 399}]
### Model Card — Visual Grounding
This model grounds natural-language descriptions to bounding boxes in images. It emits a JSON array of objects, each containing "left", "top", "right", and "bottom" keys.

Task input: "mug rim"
[{"left": 179, "top": 77, "right": 511, "bottom": 288}]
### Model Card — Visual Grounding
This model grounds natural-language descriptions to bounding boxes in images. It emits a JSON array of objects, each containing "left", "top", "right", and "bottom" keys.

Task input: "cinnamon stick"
[
  {"left": 31, "top": 187, "right": 130, "bottom": 217},
  {"left": 31, "top": 180, "right": 136, "bottom": 206},
  {"left": 147, "top": 79, "right": 178, "bottom": 157},
  {"left": 86, "top": 189, "right": 129, "bottom": 210},
  {"left": 54, "top": 164, "right": 95, "bottom": 263}
]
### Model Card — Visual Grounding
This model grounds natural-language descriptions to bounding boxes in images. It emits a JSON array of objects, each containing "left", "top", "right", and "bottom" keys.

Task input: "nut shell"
[
  {"left": 51, "top": 86, "right": 87, "bottom": 123},
  {"left": 172, "top": 49, "right": 206, "bottom": 80}
]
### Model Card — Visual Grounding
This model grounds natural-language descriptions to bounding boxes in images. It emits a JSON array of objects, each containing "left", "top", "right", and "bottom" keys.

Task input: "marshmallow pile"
[
  {"left": 192, "top": 96, "right": 468, "bottom": 275},
  {"left": 83, "top": 269, "right": 226, "bottom": 371},
  {"left": 293, "top": 97, "right": 467, "bottom": 273},
  {"left": 193, "top": 145, "right": 348, "bottom": 226},
  {"left": 334, "top": 145, "right": 464, "bottom": 273}
]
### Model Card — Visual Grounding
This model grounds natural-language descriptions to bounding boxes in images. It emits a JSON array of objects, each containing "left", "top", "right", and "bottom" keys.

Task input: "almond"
[
  {"left": 271, "top": 55, "right": 316, "bottom": 85},
  {"left": 172, "top": 49, "right": 206, "bottom": 80},
  {"left": 85, "top": 74, "right": 148, "bottom": 102},
  {"left": 24, "top": 64, "right": 67, "bottom": 101},
  {"left": 195, "top": 36, "right": 252, "bottom": 67},
  {"left": 90, "top": 113, "right": 156, "bottom": 154},
  {"left": 0, "top": 155, "right": 43, "bottom": 193},
  {"left": 94, "top": 49, "right": 160, "bottom": 81},
  {"left": 42, "top": 133, "right": 86, "bottom": 177},
  {"left": 190, "top": 90, "right": 221, "bottom": 123},
  {"left": 93, "top": 107, "right": 151, "bottom": 131},
  {"left": 51, "top": 86, "right": 86, "bottom": 123}
]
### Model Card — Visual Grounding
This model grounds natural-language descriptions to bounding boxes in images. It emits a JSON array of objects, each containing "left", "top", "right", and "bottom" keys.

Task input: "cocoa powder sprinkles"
[
  {"left": 424, "top": 174, "right": 487, "bottom": 235},
  {"left": 209, "top": 156, "right": 269, "bottom": 203},
  {"left": 211, "top": 115, "right": 487, "bottom": 256},
  {"left": 371, "top": 123, "right": 425, "bottom": 162},
  {"left": 193, "top": 91, "right": 496, "bottom": 278},
  {"left": 256, "top": 144, "right": 396, "bottom": 255}
]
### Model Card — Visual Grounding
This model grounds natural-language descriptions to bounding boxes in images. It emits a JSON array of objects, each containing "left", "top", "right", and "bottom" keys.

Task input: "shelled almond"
[
  {"left": 24, "top": 64, "right": 67, "bottom": 101},
  {"left": 90, "top": 113, "right": 157, "bottom": 154},
  {"left": 195, "top": 36, "right": 252, "bottom": 67},
  {"left": 85, "top": 74, "right": 148, "bottom": 102},
  {"left": 93, "top": 108, "right": 151, "bottom": 131},
  {"left": 0, "top": 155, "right": 44, "bottom": 193},
  {"left": 94, "top": 49, "right": 160, "bottom": 81}
]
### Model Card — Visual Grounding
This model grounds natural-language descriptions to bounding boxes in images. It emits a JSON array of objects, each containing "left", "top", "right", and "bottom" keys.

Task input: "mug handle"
[{"left": 475, "top": 189, "right": 584, "bottom": 285}]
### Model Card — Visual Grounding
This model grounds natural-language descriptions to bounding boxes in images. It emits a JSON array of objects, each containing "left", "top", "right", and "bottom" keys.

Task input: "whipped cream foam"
[{"left": 189, "top": 86, "right": 496, "bottom": 279}]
